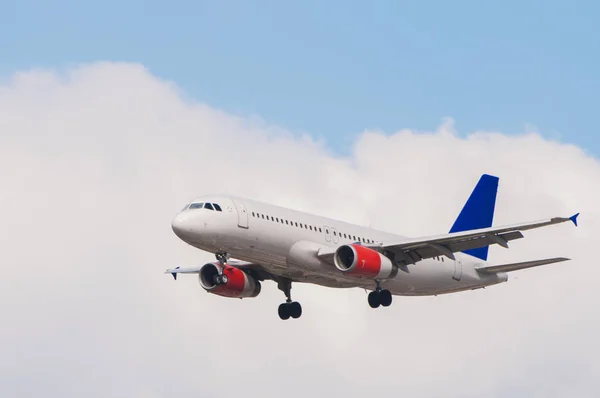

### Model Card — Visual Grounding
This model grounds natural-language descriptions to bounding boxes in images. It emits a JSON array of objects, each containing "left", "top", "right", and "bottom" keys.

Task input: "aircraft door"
[
  {"left": 331, "top": 227, "right": 339, "bottom": 244},
  {"left": 453, "top": 257, "right": 462, "bottom": 281},
  {"left": 324, "top": 225, "right": 331, "bottom": 242},
  {"left": 231, "top": 198, "right": 249, "bottom": 229}
]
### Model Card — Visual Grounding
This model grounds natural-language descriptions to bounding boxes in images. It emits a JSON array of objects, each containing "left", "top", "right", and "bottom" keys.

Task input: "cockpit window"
[
  {"left": 187, "top": 202, "right": 223, "bottom": 212},
  {"left": 181, "top": 204, "right": 189, "bottom": 211}
]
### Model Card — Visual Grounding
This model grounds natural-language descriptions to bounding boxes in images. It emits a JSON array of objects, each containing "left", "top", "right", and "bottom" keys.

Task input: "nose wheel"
[
  {"left": 277, "top": 278, "right": 302, "bottom": 320},
  {"left": 368, "top": 281, "right": 392, "bottom": 308},
  {"left": 212, "top": 273, "right": 228, "bottom": 285}
]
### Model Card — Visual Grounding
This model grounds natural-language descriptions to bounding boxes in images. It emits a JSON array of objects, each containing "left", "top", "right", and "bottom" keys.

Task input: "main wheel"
[
  {"left": 278, "top": 303, "right": 291, "bottom": 320},
  {"left": 379, "top": 289, "right": 392, "bottom": 307},
  {"left": 289, "top": 302, "right": 302, "bottom": 319},
  {"left": 368, "top": 291, "right": 381, "bottom": 308}
]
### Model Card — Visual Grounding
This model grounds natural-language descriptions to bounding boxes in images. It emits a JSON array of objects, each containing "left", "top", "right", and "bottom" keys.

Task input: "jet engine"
[
  {"left": 333, "top": 244, "right": 397, "bottom": 279},
  {"left": 199, "top": 262, "right": 261, "bottom": 298}
]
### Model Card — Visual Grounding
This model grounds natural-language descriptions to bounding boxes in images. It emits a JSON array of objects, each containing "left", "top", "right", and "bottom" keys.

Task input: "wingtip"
[
  {"left": 165, "top": 266, "right": 179, "bottom": 280},
  {"left": 569, "top": 213, "right": 580, "bottom": 226}
]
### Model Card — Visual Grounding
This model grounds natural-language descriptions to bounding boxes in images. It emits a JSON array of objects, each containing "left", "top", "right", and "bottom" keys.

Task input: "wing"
[
  {"left": 165, "top": 259, "right": 274, "bottom": 281},
  {"left": 380, "top": 213, "right": 579, "bottom": 266},
  {"left": 475, "top": 257, "right": 570, "bottom": 274}
]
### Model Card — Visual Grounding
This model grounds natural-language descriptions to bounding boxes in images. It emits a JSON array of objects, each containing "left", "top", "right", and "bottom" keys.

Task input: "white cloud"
[{"left": 1, "top": 62, "right": 599, "bottom": 397}]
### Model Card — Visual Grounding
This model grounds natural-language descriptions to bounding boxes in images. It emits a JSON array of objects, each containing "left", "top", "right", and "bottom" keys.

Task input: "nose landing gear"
[
  {"left": 213, "top": 250, "right": 230, "bottom": 286},
  {"left": 215, "top": 251, "right": 230, "bottom": 267}
]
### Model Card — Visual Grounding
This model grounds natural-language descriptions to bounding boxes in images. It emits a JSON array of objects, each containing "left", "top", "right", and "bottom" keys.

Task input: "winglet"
[
  {"left": 166, "top": 266, "right": 180, "bottom": 280},
  {"left": 569, "top": 213, "right": 579, "bottom": 227}
]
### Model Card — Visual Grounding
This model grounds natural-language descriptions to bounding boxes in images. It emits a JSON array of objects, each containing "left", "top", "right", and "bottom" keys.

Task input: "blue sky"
[{"left": 3, "top": 0, "right": 599, "bottom": 155}]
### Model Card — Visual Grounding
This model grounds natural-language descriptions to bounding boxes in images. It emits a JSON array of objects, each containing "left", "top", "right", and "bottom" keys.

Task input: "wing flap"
[
  {"left": 403, "top": 231, "right": 524, "bottom": 261},
  {"left": 475, "top": 257, "right": 570, "bottom": 274}
]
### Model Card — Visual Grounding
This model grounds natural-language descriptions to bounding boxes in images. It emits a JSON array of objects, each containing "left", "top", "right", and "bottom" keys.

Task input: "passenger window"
[
  {"left": 309, "top": 226, "right": 313, "bottom": 231},
  {"left": 286, "top": 220, "right": 289, "bottom": 225},
  {"left": 213, "top": 204, "right": 222, "bottom": 211},
  {"left": 261, "top": 214, "right": 265, "bottom": 219},
  {"left": 252, "top": 212, "right": 255, "bottom": 217},
  {"left": 333, "top": 231, "right": 337, "bottom": 236},
  {"left": 204, "top": 203, "right": 214, "bottom": 210},
  {"left": 319, "top": 227, "right": 322, "bottom": 232},
  {"left": 326, "top": 229, "right": 329, "bottom": 234}
]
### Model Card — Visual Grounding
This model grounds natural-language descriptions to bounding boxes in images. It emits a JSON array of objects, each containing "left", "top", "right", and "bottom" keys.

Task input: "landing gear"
[
  {"left": 277, "top": 278, "right": 302, "bottom": 320},
  {"left": 212, "top": 273, "right": 228, "bottom": 286},
  {"left": 278, "top": 301, "right": 302, "bottom": 320},
  {"left": 215, "top": 251, "right": 230, "bottom": 267},
  {"left": 213, "top": 251, "right": 230, "bottom": 286},
  {"left": 368, "top": 281, "right": 392, "bottom": 308}
]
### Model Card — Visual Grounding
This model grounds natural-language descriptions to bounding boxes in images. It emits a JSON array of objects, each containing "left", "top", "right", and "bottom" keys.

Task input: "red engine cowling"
[
  {"left": 333, "top": 244, "right": 397, "bottom": 279},
  {"left": 199, "top": 262, "right": 261, "bottom": 298}
]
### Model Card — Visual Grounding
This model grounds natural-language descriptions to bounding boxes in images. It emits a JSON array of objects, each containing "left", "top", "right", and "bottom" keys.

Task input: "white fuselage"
[{"left": 171, "top": 195, "right": 507, "bottom": 296}]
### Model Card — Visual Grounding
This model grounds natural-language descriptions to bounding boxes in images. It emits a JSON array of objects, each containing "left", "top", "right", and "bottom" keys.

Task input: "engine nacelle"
[
  {"left": 199, "top": 262, "right": 261, "bottom": 298},
  {"left": 333, "top": 244, "right": 397, "bottom": 279}
]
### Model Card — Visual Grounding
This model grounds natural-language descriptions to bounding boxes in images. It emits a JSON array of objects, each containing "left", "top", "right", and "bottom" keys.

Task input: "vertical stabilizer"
[{"left": 449, "top": 174, "right": 499, "bottom": 260}]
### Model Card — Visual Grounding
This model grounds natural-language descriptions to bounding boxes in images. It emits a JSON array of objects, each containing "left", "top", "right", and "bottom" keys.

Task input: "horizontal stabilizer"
[
  {"left": 165, "top": 265, "right": 203, "bottom": 280},
  {"left": 475, "top": 257, "right": 570, "bottom": 274},
  {"left": 164, "top": 259, "right": 262, "bottom": 280}
]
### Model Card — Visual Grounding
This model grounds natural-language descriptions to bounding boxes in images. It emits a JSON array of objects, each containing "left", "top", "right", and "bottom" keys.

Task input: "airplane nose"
[{"left": 171, "top": 213, "right": 189, "bottom": 238}]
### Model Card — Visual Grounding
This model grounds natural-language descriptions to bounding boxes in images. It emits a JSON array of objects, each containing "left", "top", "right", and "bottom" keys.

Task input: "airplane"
[{"left": 167, "top": 174, "right": 579, "bottom": 320}]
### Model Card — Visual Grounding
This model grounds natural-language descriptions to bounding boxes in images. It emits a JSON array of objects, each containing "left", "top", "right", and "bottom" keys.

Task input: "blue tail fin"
[{"left": 449, "top": 174, "right": 499, "bottom": 261}]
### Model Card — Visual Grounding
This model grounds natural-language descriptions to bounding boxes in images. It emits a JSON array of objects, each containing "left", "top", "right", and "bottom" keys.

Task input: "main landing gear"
[
  {"left": 213, "top": 251, "right": 230, "bottom": 286},
  {"left": 277, "top": 278, "right": 302, "bottom": 320},
  {"left": 368, "top": 281, "right": 392, "bottom": 308}
]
